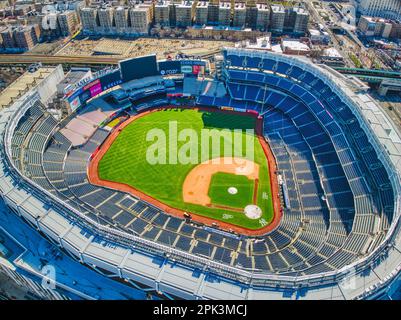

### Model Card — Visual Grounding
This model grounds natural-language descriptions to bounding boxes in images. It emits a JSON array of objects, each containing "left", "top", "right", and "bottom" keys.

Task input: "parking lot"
[{"left": 56, "top": 37, "right": 234, "bottom": 59}]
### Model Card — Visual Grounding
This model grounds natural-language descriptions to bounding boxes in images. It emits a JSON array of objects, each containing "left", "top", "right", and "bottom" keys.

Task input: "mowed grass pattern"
[
  {"left": 98, "top": 109, "right": 274, "bottom": 229},
  {"left": 208, "top": 172, "right": 254, "bottom": 209}
]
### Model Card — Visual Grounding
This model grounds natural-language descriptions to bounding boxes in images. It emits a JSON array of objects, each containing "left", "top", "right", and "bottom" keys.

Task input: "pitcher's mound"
[
  {"left": 228, "top": 187, "right": 238, "bottom": 195},
  {"left": 244, "top": 205, "right": 262, "bottom": 219}
]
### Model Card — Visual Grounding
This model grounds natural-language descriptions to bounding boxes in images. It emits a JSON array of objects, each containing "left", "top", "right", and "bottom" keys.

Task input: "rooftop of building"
[
  {"left": 0, "top": 24, "right": 37, "bottom": 32},
  {"left": 309, "top": 28, "right": 321, "bottom": 36},
  {"left": 322, "top": 47, "right": 343, "bottom": 58},
  {"left": 234, "top": 2, "right": 246, "bottom": 9},
  {"left": 196, "top": 1, "right": 208, "bottom": 7},
  {"left": 270, "top": 4, "right": 285, "bottom": 13},
  {"left": 235, "top": 35, "right": 272, "bottom": 51},
  {"left": 219, "top": 2, "right": 231, "bottom": 9},
  {"left": 176, "top": 1, "right": 193, "bottom": 8},
  {"left": 155, "top": 1, "right": 171, "bottom": 7},
  {"left": 130, "top": 4, "right": 152, "bottom": 12},
  {"left": 0, "top": 67, "right": 57, "bottom": 110},
  {"left": 41, "top": 2, "right": 78, "bottom": 14},
  {"left": 360, "top": 15, "right": 391, "bottom": 23},
  {"left": 281, "top": 39, "right": 310, "bottom": 51},
  {"left": 257, "top": 3, "right": 270, "bottom": 11},
  {"left": 81, "top": 6, "right": 94, "bottom": 11},
  {"left": 99, "top": 7, "right": 114, "bottom": 12},
  {"left": 293, "top": 6, "right": 309, "bottom": 15},
  {"left": 57, "top": 68, "right": 91, "bottom": 94}
]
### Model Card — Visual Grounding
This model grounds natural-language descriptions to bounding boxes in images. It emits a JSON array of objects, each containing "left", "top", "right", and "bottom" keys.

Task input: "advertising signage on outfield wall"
[
  {"left": 180, "top": 60, "right": 206, "bottom": 66},
  {"left": 181, "top": 65, "right": 193, "bottom": 74},
  {"left": 158, "top": 59, "right": 207, "bottom": 76},
  {"left": 181, "top": 60, "right": 206, "bottom": 75},
  {"left": 99, "top": 70, "right": 122, "bottom": 91},
  {"left": 158, "top": 60, "right": 181, "bottom": 76},
  {"left": 83, "top": 79, "right": 103, "bottom": 98}
]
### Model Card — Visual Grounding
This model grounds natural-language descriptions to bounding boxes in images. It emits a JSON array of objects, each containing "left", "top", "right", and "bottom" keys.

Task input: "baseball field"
[{"left": 96, "top": 108, "right": 275, "bottom": 230}]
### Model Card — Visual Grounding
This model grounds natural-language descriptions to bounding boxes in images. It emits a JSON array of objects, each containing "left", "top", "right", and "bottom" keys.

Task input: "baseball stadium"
[{"left": 0, "top": 48, "right": 400, "bottom": 300}]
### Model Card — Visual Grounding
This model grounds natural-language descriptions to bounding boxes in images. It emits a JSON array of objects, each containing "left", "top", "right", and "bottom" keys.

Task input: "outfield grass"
[
  {"left": 208, "top": 172, "right": 254, "bottom": 209},
  {"left": 98, "top": 108, "right": 274, "bottom": 229}
]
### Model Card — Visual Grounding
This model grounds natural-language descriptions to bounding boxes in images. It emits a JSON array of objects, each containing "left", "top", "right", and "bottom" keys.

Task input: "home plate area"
[
  {"left": 182, "top": 157, "right": 263, "bottom": 220},
  {"left": 244, "top": 205, "right": 263, "bottom": 219}
]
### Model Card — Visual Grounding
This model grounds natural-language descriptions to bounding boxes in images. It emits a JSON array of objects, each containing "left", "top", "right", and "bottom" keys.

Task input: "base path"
[{"left": 88, "top": 106, "right": 283, "bottom": 236}]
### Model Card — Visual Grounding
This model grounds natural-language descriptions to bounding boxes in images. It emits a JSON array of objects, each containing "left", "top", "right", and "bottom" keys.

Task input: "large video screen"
[{"left": 119, "top": 55, "right": 158, "bottom": 82}]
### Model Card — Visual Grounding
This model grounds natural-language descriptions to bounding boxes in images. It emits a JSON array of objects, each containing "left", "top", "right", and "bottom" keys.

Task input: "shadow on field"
[{"left": 201, "top": 111, "right": 256, "bottom": 130}]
